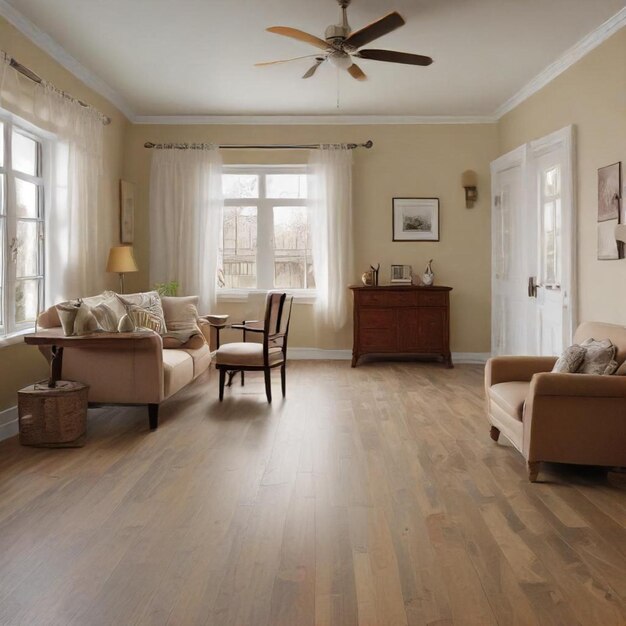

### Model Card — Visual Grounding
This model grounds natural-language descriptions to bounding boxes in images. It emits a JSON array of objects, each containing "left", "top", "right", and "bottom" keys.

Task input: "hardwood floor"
[{"left": 0, "top": 360, "right": 625, "bottom": 625}]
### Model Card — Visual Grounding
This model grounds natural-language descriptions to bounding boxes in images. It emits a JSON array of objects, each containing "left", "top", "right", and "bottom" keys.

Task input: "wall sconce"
[{"left": 462, "top": 170, "right": 478, "bottom": 209}]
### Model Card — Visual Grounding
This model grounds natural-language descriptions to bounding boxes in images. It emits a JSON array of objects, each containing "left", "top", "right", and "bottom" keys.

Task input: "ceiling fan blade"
[
  {"left": 255, "top": 54, "right": 319, "bottom": 67},
  {"left": 343, "top": 12, "right": 405, "bottom": 49},
  {"left": 267, "top": 26, "right": 330, "bottom": 51},
  {"left": 357, "top": 49, "right": 433, "bottom": 66},
  {"left": 347, "top": 63, "right": 366, "bottom": 81},
  {"left": 302, "top": 58, "right": 324, "bottom": 79}
]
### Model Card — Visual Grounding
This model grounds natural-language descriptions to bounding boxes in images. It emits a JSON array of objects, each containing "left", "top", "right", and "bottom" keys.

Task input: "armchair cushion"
[
  {"left": 488, "top": 382, "right": 529, "bottom": 421},
  {"left": 216, "top": 343, "right": 283, "bottom": 367}
]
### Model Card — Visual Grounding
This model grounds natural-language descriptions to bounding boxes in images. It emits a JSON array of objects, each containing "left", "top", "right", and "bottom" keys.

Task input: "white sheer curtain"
[
  {"left": 149, "top": 147, "right": 223, "bottom": 313},
  {"left": 308, "top": 145, "right": 354, "bottom": 330},
  {"left": 0, "top": 52, "right": 105, "bottom": 303}
]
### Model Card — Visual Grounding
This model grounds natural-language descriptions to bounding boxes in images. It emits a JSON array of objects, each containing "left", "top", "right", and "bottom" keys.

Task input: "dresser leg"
[
  {"left": 351, "top": 354, "right": 358, "bottom": 368},
  {"left": 444, "top": 353, "right": 454, "bottom": 368}
]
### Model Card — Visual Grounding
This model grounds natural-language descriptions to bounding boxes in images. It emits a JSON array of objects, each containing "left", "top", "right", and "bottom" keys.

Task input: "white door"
[{"left": 491, "top": 126, "right": 576, "bottom": 356}]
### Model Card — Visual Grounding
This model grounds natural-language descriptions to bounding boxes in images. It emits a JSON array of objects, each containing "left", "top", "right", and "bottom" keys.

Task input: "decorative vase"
[
  {"left": 421, "top": 259, "right": 434, "bottom": 286},
  {"left": 361, "top": 271, "right": 374, "bottom": 286}
]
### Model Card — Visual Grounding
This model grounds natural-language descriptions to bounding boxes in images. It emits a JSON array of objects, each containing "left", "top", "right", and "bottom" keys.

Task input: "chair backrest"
[
  {"left": 574, "top": 321, "right": 626, "bottom": 365},
  {"left": 263, "top": 292, "right": 294, "bottom": 354}
]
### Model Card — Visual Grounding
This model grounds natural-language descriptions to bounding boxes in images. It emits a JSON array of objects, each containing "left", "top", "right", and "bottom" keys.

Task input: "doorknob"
[{"left": 528, "top": 276, "right": 538, "bottom": 298}]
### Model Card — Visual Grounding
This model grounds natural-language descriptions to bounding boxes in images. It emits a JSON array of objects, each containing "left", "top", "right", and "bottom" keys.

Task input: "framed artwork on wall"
[
  {"left": 120, "top": 180, "right": 135, "bottom": 244},
  {"left": 392, "top": 197, "right": 439, "bottom": 241},
  {"left": 597, "top": 162, "right": 622, "bottom": 260}
]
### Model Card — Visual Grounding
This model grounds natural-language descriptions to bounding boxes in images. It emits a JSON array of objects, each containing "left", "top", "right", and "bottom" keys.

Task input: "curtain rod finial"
[{"left": 364, "top": 140, "right": 373, "bottom": 149}]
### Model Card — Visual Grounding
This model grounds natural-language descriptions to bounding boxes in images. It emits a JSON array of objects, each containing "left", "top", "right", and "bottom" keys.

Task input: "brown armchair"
[
  {"left": 485, "top": 322, "right": 626, "bottom": 481},
  {"left": 215, "top": 292, "right": 294, "bottom": 403}
]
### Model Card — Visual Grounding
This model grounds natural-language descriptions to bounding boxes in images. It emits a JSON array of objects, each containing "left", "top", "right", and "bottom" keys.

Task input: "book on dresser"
[{"left": 350, "top": 285, "right": 453, "bottom": 368}]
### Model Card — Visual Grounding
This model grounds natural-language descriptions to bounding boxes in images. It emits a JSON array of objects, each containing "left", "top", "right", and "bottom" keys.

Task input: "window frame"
[
  {"left": 0, "top": 112, "right": 49, "bottom": 344},
  {"left": 219, "top": 164, "right": 316, "bottom": 303}
]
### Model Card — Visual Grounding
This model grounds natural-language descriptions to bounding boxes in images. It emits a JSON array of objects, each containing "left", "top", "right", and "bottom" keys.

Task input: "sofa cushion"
[
  {"left": 161, "top": 295, "right": 204, "bottom": 348},
  {"left": 488, "top": 381, "right": 529, "bottom": 422},
  {"left": 162, "top": 349, "right": 194, "bottom": 398},
  {"left": 182, "top": 343, "right": 212, "bottom": 377},
  {"left": 215, "top": 343, "right": 283, "bottom": 367}
]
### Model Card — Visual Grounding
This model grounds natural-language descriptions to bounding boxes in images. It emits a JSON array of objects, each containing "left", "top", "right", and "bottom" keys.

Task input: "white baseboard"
[
  {"left": 0, "top": 405, "right": 18, "bottom": 442},
  {"left": 287, "top": 348, "right": 489, "bottom": 364}
]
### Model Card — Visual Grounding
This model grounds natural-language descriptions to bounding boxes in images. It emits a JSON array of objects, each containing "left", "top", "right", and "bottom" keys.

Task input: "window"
[
  {"left": 539, "top": 165, "right": 561, "bottom": 288},
  {"left": 219, "top": 166, "right": 314, "bottom": 293},
  {"left": 0, "top": 118, "right": 46, "bottom": 339}
]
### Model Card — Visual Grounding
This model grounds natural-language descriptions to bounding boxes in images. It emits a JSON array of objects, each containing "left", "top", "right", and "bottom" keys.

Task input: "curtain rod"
[
  {"left": 143, "top": 140, "right": 374, "bottom": 150},
  {"left": 6, "top": 56, "right": 111, "bottom": 126}
]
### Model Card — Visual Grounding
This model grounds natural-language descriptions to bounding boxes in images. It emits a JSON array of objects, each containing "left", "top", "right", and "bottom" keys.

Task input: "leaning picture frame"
[
  {"left": 120, "top": 180, "right": 135, "bottom": 244},
  {"left": 392, "top": 197, "right": 440, "bottom": 241}
]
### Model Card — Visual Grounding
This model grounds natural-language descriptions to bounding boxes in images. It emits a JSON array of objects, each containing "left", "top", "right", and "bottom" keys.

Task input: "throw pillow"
[
  {"left": 73, "top": 302, "right": 102, "bottom": 336},
  {"left": 615, "top": 360, "right": 626, "bottom": 375},
  {"left": 577, "top": 338, "right": 619, "bottom": 375},
  {"left": 117, "top": 291, "right": 167, "bottom": 334},
  {"left": 56, "top": 301, "right": 81, "bottom": 336},
  {"left": 160, "top": 295, "right": 204, "bottom": 348},
  {"left": 552, "top": 344, "right": 586, "bottom": 373}
]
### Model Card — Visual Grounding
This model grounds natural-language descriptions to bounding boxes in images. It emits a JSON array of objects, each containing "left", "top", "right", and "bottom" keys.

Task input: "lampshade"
[
  {"left": 106, "top": 246, "right": 138, "bottom": 273},
  {"left": 462, "top": 170, "right": 477, "bottom": 187}
]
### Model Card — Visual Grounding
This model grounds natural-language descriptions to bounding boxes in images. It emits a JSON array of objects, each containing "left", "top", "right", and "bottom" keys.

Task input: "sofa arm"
[
  {"left": 530, "top": 372, "right": 626, "bottom": 397},
  {"left": 485, "top": 356, "right": 557, "bottom": 386}
]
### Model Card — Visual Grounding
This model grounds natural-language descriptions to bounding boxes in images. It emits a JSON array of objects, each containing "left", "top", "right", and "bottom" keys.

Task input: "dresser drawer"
[
  {"left": 359, "top": 290, "right": 418, "bottom": 307},
  {"left": 417, "top": 291, "right": 447, "bottom": 307},
  {"left": 360, "top": 308, "right": 394, "bottom": 329}
]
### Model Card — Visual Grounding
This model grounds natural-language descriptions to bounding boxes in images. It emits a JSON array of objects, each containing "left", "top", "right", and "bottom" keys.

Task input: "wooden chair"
[{"left": 215, "top": 292, "right": 293, "bottom": 403}]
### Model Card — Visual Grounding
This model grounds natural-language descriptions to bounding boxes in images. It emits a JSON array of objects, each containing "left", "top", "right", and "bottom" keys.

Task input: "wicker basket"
[{"left": 18, "top": 380, "right": 89, "bottom": 447}]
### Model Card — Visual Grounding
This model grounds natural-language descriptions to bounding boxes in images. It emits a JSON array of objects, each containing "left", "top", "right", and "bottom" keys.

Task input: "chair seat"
[
  {"left": 488, "top": 381, "right": 529, "bottom": 421},
  {"left": 216, "top": 342, "right": 284, "bottom": 367}
]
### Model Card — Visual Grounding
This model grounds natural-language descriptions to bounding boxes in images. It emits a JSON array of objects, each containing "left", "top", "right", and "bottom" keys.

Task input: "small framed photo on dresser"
[{"left": 393, "top": 197, "right": 439, "bottom": 241}]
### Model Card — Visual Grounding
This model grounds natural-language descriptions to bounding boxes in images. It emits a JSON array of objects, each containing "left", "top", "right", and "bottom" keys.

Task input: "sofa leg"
[
  {"left": 148, "top": 404, "right": 159, "bottom": 430},
  {"left": 527, "top": 461, "right": 540, "bottom": 483},
  {"left": 490, "top": 425, "right": 500, "bottom": 442}
]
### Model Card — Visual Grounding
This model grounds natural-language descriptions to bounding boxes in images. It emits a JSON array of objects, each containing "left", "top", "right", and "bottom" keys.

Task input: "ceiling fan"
[{"left": 256, "top": 0, "right": 433, "bottom": 81}]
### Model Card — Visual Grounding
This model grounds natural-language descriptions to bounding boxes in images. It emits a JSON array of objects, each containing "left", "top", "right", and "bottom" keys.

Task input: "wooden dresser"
[{"left": 350, "top": 285, "right": 452, "bottom": 368}]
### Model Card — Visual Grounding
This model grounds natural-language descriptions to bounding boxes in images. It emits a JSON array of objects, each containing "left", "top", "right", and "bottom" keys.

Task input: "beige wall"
[
  {"left": 498, "top": 29, "right": 626, "bottom": 328},
  {"left": 0, "top": 17, "right": 129, "bottom": 411},
  {"left": 124, "top": 123, "right": 497, "bottom": 353}
]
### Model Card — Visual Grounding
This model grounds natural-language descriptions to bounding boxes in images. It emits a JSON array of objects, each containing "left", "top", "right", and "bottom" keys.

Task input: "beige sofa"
[
  {"left": 485, "top": 322, "right": 626, "bottom": 481},
  {"left": 36, "top": 299, "right": 214, "bottom": 430}
]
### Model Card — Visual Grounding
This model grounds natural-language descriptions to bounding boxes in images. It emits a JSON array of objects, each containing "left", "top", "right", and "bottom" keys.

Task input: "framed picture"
[
  {"left": 390, "top": 264, "right": 412, "bottom": 283},
  {"left": 597, "top": 162, "right": 622, "bottom": 260},
  {"left": 120, "top": 180, "right": 135, "bottom": 244},
  {"left": 393, "top": 197, "right": 439, "bottom": 241}
]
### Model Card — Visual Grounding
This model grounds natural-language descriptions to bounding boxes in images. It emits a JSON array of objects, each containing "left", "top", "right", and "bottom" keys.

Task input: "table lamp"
[{"left": 106, "top": 245, "right": 138, "bottom": 293}]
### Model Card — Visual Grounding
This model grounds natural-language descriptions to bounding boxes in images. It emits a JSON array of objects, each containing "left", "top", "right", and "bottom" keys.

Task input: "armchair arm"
[
  {"left": 485, "top": 356, "right": 557, "bottom": 386},
  {"left": 530, "top": 372, "right": 626, "bottom": 397}
]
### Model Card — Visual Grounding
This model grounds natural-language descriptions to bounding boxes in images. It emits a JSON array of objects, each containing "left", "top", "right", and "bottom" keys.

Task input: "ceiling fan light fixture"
[{"left": 328, "top": 51, "right": 352, "bottom": 69}]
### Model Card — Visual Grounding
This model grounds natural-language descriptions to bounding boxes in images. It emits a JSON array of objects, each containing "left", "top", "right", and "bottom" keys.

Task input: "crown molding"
[
  {"left": 132, "top": 114, "right": 497, "bottom": 125},
  {"left": 494, "top": 7, "right": 626, "bottom": 119},
  {"left": 0, "top": 0, "right": 135, "bottom": 121}
]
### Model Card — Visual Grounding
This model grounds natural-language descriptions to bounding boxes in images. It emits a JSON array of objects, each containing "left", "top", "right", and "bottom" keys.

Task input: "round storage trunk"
[{"left": 18, "top": 381, "right": 89, "bottom": 447}]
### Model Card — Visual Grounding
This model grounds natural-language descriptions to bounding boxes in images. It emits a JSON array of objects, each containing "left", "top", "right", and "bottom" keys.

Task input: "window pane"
[
  {"left": 220, "top": 206, "right": 257, "bottom": 288},
  {"left": 222, "top": 174, "right": 258, "bottom": 198},
  {"left": 16, "top": 220, "right": 40, "bottom": 277},
  {"left": 15, "top": 279, "right": 40, "bottom": 324},
  {"left": 544, "top": 167, "right": 560, "bottom": 197},
  {"left": 12, "top": 131, "right": 38, "bottom": 176},
  {"left": 15, "top": 178, "right": 39, "bottom": 218},
  {"left": 0, "top": 174, "right": 5, "bottom": 215},
  {"left": 266, "top": 174, "right": 307, "bottom": 199},
  {"left": 273, "top": 206, "right": 314, "bottom": 289}
]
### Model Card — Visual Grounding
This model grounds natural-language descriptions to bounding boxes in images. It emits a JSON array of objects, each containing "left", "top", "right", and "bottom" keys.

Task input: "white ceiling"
[{"left": 4, "top": 0, "right": 626, "bottom": 119}]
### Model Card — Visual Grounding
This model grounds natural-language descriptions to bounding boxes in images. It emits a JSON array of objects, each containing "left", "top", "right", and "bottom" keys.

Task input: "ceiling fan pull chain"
[{"left": 336, "top": 67, "right": 340, "bottom": 109}]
